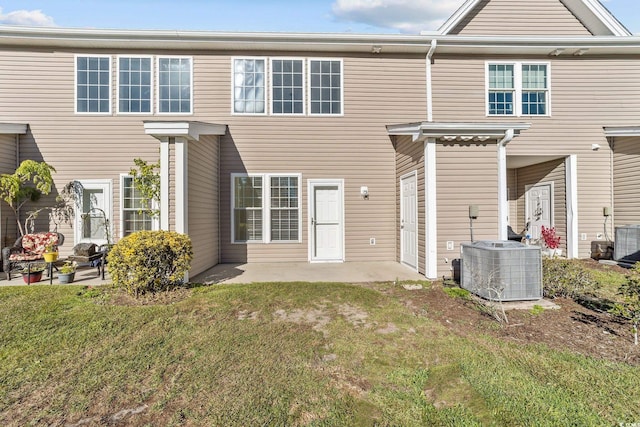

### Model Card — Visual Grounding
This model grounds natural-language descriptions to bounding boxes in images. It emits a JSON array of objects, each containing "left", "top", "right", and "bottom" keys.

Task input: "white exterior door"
[
  {"left": 309, "top": 180, "right": 344, "bottom": 262},
  {"left": 75, "top": 180, "right": 112, "bottom": 245},
  {"left": 400, "top": 173, "right": 418, "bottom": 270},
  {"left": 525, "top": 182, "right": 553, "bottom": 240}
]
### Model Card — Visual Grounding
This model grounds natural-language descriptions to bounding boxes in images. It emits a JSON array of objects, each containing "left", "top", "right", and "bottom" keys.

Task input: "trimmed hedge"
[{"left": 107, "top": 230, "right": 193, "bottom": 296}]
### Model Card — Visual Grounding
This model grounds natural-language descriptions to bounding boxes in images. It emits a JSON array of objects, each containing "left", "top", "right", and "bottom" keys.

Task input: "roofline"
[
  {"left": 0, "top": 26, "right": 432, "bottom": 54},
  {"left": 438, "top": 0, "right": 631, "bottom": 37}
]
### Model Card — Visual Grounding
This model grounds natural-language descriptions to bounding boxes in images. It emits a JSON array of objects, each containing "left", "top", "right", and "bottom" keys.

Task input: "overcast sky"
[{"left": 0, "top": 0, "right": 637, "bottom": 34}]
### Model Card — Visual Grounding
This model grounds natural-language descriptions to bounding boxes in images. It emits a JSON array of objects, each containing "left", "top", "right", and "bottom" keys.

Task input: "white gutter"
[
  {"left": 426, "top": 39, "right": 437, "bottom": 122},
  {"left": 497, "top": 129, "right": 514, "bottom": 240}
]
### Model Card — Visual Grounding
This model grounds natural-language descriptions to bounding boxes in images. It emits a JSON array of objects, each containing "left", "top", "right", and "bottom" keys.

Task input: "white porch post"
[
  {"left": 425, "top": 138, "right": 438, "bottom": 279},
  {"left": 175, "top": 137, "right": 188, "bottom": 235},
  {"left": 159, "top": 138, "right": 170, "bottom": 231},
  {"left": 566, "top": 154, "right": 579, "bottom": 258},
  {"left": 497, "top": 130, "right": 514, "bottom": 240}
]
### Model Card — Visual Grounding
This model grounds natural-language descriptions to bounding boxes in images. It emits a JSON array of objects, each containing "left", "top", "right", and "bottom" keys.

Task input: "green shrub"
[
  {"left": 542, "top": 258, "right": 600, "bottom": 299},
  {"left": 107, "top": 230, "right": 193, "bottom": 296},
  {"left": 443, "top": 286, "right": 471, "bottom": 300}
]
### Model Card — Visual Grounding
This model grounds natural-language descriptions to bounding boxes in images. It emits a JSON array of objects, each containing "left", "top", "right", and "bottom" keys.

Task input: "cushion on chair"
[
  {"left": 21, "top": 232, "right": 59, "bottom": 254},
  {"left": 8, "top": 253, "right": 44, "bottom": 262}
]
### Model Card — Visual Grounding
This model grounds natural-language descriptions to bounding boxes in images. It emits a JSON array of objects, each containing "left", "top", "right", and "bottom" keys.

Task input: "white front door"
[
  {"left": 400, "top": 173, "right": 418, "bottom": 270},
  {"left": 309, "top": 180, "right": 344, "bottom": 262},
  {"left": 75, "top": 179, "right": 112, "bottom": 245},
  {"left": 525, "top": 182, "right": 553, "bottom": 240}
]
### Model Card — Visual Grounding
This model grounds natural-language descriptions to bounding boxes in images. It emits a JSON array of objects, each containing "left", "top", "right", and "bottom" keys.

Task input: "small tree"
[
  {"left": 129, "top": 158, "right": 160, "bottom": 218},
  {"left": 610, "top": 264, "right": 640, "bottom": 346},
  {"left": 0, "top": 160, "right": 56, "bottom": 236}
]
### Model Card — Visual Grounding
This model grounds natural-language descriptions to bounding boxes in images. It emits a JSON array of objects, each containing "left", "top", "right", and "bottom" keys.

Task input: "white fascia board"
[
  {"left": 0, "top": 123, "right": 27, "bottom": 134},
  {"left": 0, "top": 25, "right": 432, "bottom": 54},
  {"left": 604, "top": 126, "right": 640, "bottom": 137},
  {"left": 144, "top": 121, "right": 226, "bottom": 141},
  {"left": 438, "top": 0, "right": 482, "bottom": 35},
  {"left": 561, "top": 0, "right": 631, "bottom": 36}
]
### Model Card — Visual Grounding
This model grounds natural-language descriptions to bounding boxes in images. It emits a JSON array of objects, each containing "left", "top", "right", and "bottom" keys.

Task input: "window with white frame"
[
  {"left": 271, "top": 59, "right": 304, "bottom": 115},
  {"left": 233, "top": 58, "right": 266, "bottom": 114},
  {"left": 121, "top": 175, "right": 154, "bottom": 236},
  {"left": 118, "top": 57, "right": 152, "bottom": 114},
  {"left": 158, "top": 57, "right": 192, "bottom": 114},
  {"left": 487, "top": 62, "right": 549, "bottom": 116},
  {"left": 76, "top": 55, "right": 111, "bottom": 113},
  {"left": 232, "top": 174, "right": 300, "bottom": 243},
  {"left": 309, "top": 59, "right": 342, "bottom": 115}
]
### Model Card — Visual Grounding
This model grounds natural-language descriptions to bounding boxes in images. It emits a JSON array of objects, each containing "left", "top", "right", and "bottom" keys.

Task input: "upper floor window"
[
  {"left": 309, "top": 59, "right": 342, "bottom": 115},
  {"left": 158, "top": 57, "right": 192, "bottom": 114},
  {"left": 118, "top": 57, "right": 152, "bottom": 114},
  {"left": 487, "top": 62, "right": 549, "bottom": 116},
  {"left": 271, "top": 59, "right": 304, "bottom": 115},
  {"left": 76, "top": 55, "right": 111, "bottom": 114},
  {"left": 233, "top": 58, "right": 266, "bottom": 114},
  {"left": 121, "top": 175, "right": 155, "bottom": 237}
]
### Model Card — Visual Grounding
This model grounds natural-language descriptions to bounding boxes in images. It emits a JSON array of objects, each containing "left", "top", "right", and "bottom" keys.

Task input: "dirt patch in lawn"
[{"left": 385, "top": 282, "right": 640, "bottom": 366}]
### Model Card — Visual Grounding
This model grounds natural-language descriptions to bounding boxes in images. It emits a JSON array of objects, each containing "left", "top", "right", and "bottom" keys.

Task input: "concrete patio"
[{"left": 1, "top": 261, "right": 427, "bottom": 287}]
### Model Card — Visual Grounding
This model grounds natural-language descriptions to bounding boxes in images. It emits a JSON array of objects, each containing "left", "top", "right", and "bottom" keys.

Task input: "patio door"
[
  {"left": 400, "top": 172, "right": 418, "bottom": 270},
  {"left": 525, "top": 182, "right": 553, "bottom": 240},
  {"left": 75, "top": 179, "right": 112, "bottom": 245},
  {"left": 309, "top": 180, "right": 344, "bottom": 262}
]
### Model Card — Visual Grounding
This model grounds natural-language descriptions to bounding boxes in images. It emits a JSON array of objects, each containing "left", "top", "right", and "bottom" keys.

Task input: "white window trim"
[
  {"left": 485, "top": 61, "right": 551, "bottom": 117},
  {"left": 308, "top": 58, "right": 344, "bottom": 117},
  {"left": 119, "top": 174, "right": 159, "bottom": 238},
  {"left": 156, "top": 56, "right": 193, "bottom": 115},
  {"left": 116, "top": 55, "right": 154, "bottom": 115},
  {"left": 74, "top": 179, "right": 113, "bottom": 246},
  {"left": 231, "top": 172, "right": 302, "bottom": 244},
  {"left": 269, "top": 57, "right": 306, "bottom": 116},
  {"left": 231, "top": 57, "right": 268, "bottom": 116},
  {"left": 74, "top": 54, "right": 112, "bottom": 115}
]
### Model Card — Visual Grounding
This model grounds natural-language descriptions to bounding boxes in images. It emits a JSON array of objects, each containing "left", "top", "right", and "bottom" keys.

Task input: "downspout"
[
  {"left": 424, "top": 39, "right": 438, "bottom": 279},
  {"left": 426, "top": 39, "right": 437, "bottom": 122},
  {"left": 497, "top": 129, "right": 514, "bottom": 240}
]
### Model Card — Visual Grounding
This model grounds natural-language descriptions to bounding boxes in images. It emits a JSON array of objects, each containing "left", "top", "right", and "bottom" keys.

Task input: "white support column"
[
  {"left": 566, "top": 154, "right": 579, "bottom": 258},
  {"left": 425, "top": 138, "right": 438, "bottom": 279},
  {"left": 160, "top": 138, "right": 170, "bottom": 231},
  {"left": 497, "top": 130, "right": 514, "bottom": 241},
  {"left": 175, "top": 137, "right": 188, "bottom": 235}
]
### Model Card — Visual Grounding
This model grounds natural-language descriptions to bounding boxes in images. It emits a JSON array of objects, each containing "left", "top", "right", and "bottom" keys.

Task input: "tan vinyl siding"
[
  {"left": 436, "top": 143, "right": 499, "bottom": 276},
  {"left": 507, "top": 168, "right": 518, "bottom": 231},
  {"left": 395, "top": 135, "right": 425, "bottom": 274},
  {"left": 187, "top": 135, "right": 220, "bottom": 276},
  {"left": 0, "top": 134, "right": 18, "bottom": 246},
  {"left": 432, "top": 55, "right": 638, "bottom": 261},
  {"left": 515, "top": 159, "right": 567, "bottom": 252},
  {"left": 613, "top": 136, "right": 640, "bottom": 226},
  {"left": 218, "top": 55, "right": 427, "bottom": 263},
  {"left": 449, "top": 0, "right": 591, "bottom": 36}
]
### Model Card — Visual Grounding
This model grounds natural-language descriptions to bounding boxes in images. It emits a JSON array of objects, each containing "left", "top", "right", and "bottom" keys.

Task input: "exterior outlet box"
[
  {"left": 369, "top": 238, "right": 376, "bottom": 245},
  {"left": 446, "top": 241, "right": 454, "bottom": 251},
  {"left": 581, "top": 233, "right": 587, "bottom": 241}
]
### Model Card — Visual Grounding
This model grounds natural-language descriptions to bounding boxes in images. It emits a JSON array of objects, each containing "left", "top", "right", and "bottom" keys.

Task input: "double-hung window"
[
  {"left": 121, "top": 175, "right": 155, "bottom": 237},
  {"left": 309, "top": 59, "right": 342, "bottom": 115},
  {"left": 487, "top": 62, "right": 549, "bottom": 116},
  {"left": 158, "top": 57, "right": 192, "bottom": 114},
  {"left": 76, "top": 55, "right": 111, "bottom": 114},
  {"left": 232, "top": 173, "right": 301, "bottom": 243},
  {"left": 118, "top": 56, "right": 152, "bottom": 114},
  {"left": 271, "top": 59, "right": 304, "bottom": 115},
  {"left": 233, "top": 58, "right": 266, "bottom": 114}
]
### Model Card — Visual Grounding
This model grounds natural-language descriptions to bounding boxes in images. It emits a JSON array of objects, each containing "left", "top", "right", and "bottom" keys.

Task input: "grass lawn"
[{"left": 1, "top": 281, "right": 639, "bottom": 426}]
